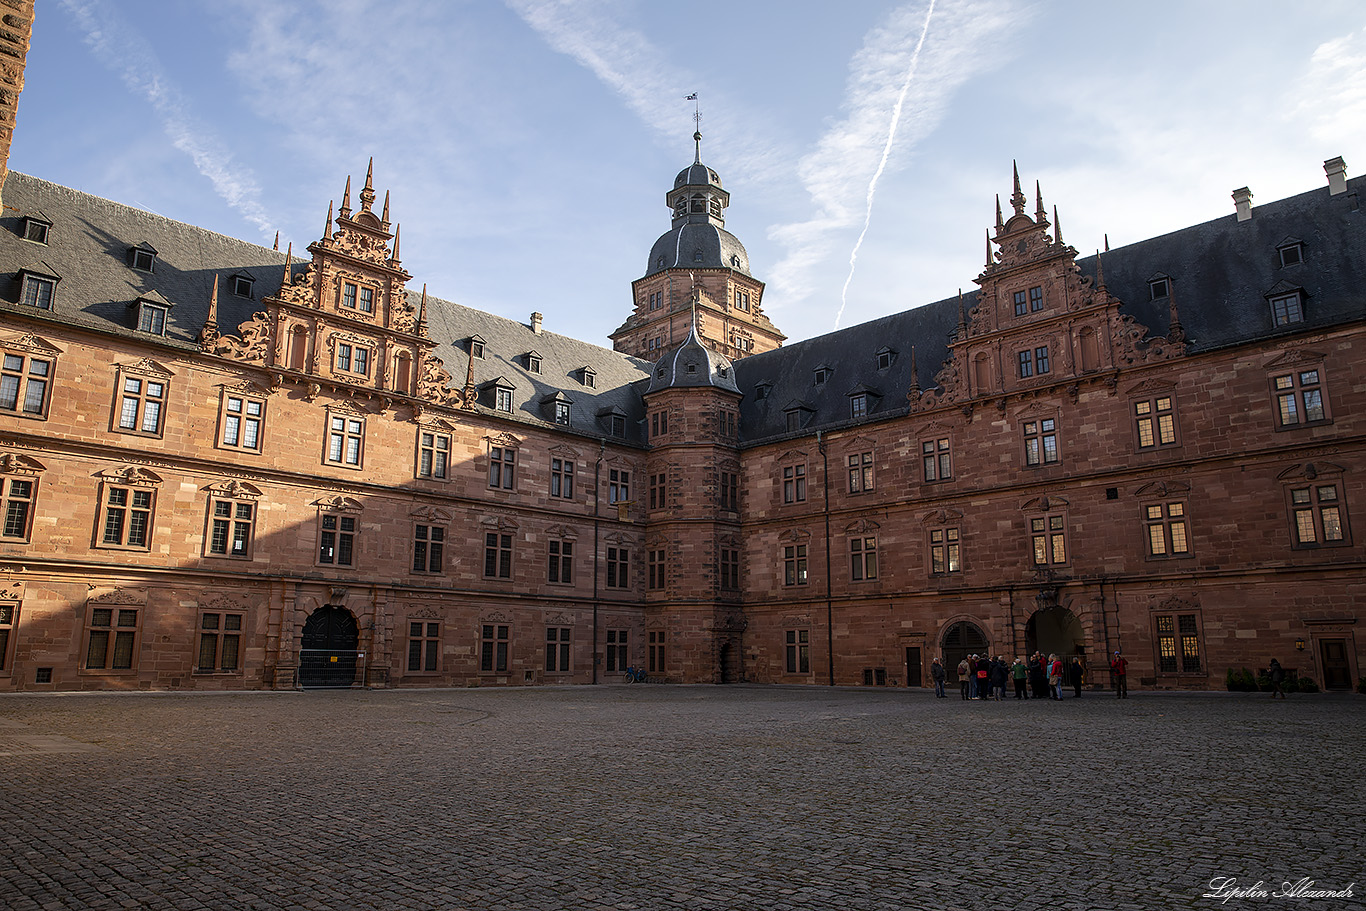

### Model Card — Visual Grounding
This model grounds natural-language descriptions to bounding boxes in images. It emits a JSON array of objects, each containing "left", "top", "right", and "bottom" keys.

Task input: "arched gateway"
[
  {"left": 941, "top": 621, "right": 989, "bottom": 684},
  {"left": 299, "top": 606, "right": 360, "bottom": 688}
]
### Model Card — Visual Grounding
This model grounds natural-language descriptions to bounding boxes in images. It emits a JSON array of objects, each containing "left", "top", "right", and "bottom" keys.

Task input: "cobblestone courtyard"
[{"left": 2, "top": 686, "right": 1362, "bottom": 911}]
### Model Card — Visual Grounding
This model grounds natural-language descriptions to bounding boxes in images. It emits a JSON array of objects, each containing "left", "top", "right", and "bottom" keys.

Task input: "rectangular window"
[
  {"left": 219, "top": 395, "right": 264, "bottom": 451},
  {"left": 206, "top": 498, "right": 254, "bottom": 559},
  {"left": 358, "top": 287, "right": 374, "bottom": 313},
  {"left": 1145, "top": 502, "right": 1190, "bottom": 557},
  {"left": 407, "top": 621, "right": 440, "bottom": 673},
  {"left": 495, "top": 387, "right": 514, "bottom": 412},
  {"left": 1156, "top": 614, "right": 1202, "bottom": 673},
  {"left": 1290, "top": 484, "right": 1346, "bottom": 547},
  {"left": 554, "top": 401, "right": 570, "bottom": 425},
  {"left": 484, "top": 532, "right": 513, "bottom": 579},
  {"left": 354, "top": 347, "right": 369, "bottom": 376},
  {"left": 336, "top": 344, "right": 352, "bottom": 372},
  {"left": 785, "top": 629, "right": 810, "bottom": 674},
  {"left": 548, "top": 539, "right": 574, "bottom": 584},
  {"left": 21, "top": 275, "right": 54, "bottom": 310},
  {"left": 783, "top": 464, "right": 807, "bottom": 504},
  {"left": 545, "top": 627, "right": 571, "bottom": 673},
  {"left": 1273, "top": 370, "right": 1327, "bottom": 427},
  {"left": 550, "top": 458, "right": 575, "bottom": 498},
  {"left": 1023, "top": 418, "right": 1059, "bottom": 466},
  {"left": 719, "top": 547, "right": 739, "bottom": 590},
  {"left": 489, "top": 447, "right": 516, "bottom": 489},
  {"left": 1018, "top": 350, "right": 1033, "bottom": 378},
  {"left": 341, "top": 282, "right": 357, "bottom": 309},
  {"left": 100, "top": 486, "right": 154, "bottom": 549},
  {"left": 1270, "top": 293, "right": 1303, "bottom": 325},
  {"left": 137, "top": 304, "right": 167, "bottom": 335},
  {"left": 85, "top": 607, "right": 138, "bottom": 670},
  {"left": 1, "top": 478, "right": 35, "bottom": 541},
  {"left": 649, "top": 472, "right": 666, "bottom": 510},
  {"left": 922, "top": 438, "right": 951, "bottom": 482},
  {"left": 412, "top": 524, "right": 445, "bottom": 573},
  {"left": 1031, "top": 515, "right": 1067, "bottom": 565},
  {"left": 930, "top": 527, "right": 960, "bottom": 574},
  {"left": 318, "top": 514, "right": 356, "bottom": 566},
  {"left": 606, "top": 546, "right": 629, "bottom": 589},
  {"left": 847, "top": 452, "right": 873, "bottom": 493},
  {"left": 606, "top": 629, "right": 628, "bottom": 673},
  {"left": 719, "top": 470, "right": 738, "bottom": 510},
  {"left": 481, "top": 624, "right": 509, "bottom": 672},
  {"left": 197, "top": 611, "right": 243, "bottom": 672},
  {"left": 648, "top": 630, "right": 665, "bottom": 674},
  {"left": 1134, "top": 396, "right": 1177, "bottom": 449},
  {"left": 0, "top": 602, "right": 15, "bottom": 671},
  {"left": 326, "top": 415, "right": 365, "bottom": 466},
  {"left": 609, "top": 469, "right": 630, "bottom": 504},
  {"left": 418, "top": 432, "right": 449, "bottom": 479},
  {"left": 850, "top": 536, "right": 877, "bottom": 581},
  {"left": 1034, "top": 346, "right": 1050, "bottom": 374},
  {"left": 1013, "top": 290, "right": 1027, "bottom": 316},
  {"left": 850, "top": 394, "right": 867, "bottom": 419},
  {"left": 650, "top": 410, "right": 669, "bottom": 438},
  {"left": 116, "top": 375, "right": 165, "bottom": 435},
  {"left": 784, "top": 544, "right": 808, "bottom": 586},
  {"left": 647, "top": 549, "right": 665, "bottom": 590},
  {"left": 1, "top": 353, "right": 52, "bottom": 417},
  {"left": 1029, "top": 286, "right": 1044, "bottom": 312}
]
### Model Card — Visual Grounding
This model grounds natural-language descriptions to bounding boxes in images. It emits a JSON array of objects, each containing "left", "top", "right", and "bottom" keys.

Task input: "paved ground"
[{"left": 1, "top": 686, "right": 1362, "bottom": 911}]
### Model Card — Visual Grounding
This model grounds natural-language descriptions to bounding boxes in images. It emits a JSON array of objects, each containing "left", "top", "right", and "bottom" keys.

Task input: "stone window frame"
[
  {"left": 719, "top": 468, "right": 738, "bottom": 511},
  {"left": 204, "top": 492, "right": 258, "bottom": 560},
  {"left": 544, "top": 626, "right": 572, "bottom": 675},
  {"left": 83, "top": 603, "right": 142, "bottom": 674},
  {"left": 195, "top": 607, "right": 245, "bottom": 674},
  {"left": 648, "top": 629, "right": 666, "bottom": 674},
  {"left": 480, "top": 622, "right": 511, "bottom": 673},
  {"left": 112, "top": 362, "right": 172, "bottom": 438},
  {"left": 785, "top": 629, "right": 811, "bottom": 674},
  {"left": 324, "top": 410, "right": 367, "bottom": 468},
  {"left": 605, "top": 629, "right": 629, "bottom": 673},
  {"left": 1269, "top": 362, "right": 1330, "bottom": 430},
  {"left": 648, "top": 471, "right": 667, "bottom": 510},
  {"left": 1143, "top": 500, "right": 1192, "bottom": 559},
  {"left": 0, "top": 337, "right": 58, "bottom": 420},
  {"left": 929, "top": 526, "right": 961, "bottom": 575},
  {"left": 783, "top": 542, "right": 809, "bottom": 586},
  {"left": 417, "top": 429, "right": 450, "bottom": 479},
  {"left": 407, "top": 620, "right": 441, "bottom": 674},
  {"left": 412, "top": 523, "right": 446, "bottom": 574},
  {"left": 608, "top": 468, "right": 630, "bottom": 504},
  {"left": 849, "top": 535, "right": 878, "bottom": 582},
  {"left": 317, "top": 513, "right": 357, "bottom": 568},
  {"left": 1021, "top": 415, "right": 1060, "bottom": 467},
  {"left": 1279, "top": 464, "right": 1350, "bottom": 550},
  {"left": 0, "top": 600, "right": 17, "bottom": 675},
  {"left": 782, "top": 460, "right": 808, "bottom": 505},
  {"left": 1, "top": 474, "right": 37, "bottom": 543},
  {"left": 647, "top": 547, "right": 666, "bottom": 591},
  {"left": 1025, "top": 497, "right": 1069, "bottom": 567},
  {"left": 217, "top": 387, "right": 267, "bottom": 453},
  {"left": 1132, "top": 393, "right": 1180, "bottom": 450},
  {"left": 547, "top": 535, "right": 575, "bottom": 585},
  {"left": 1152, "top": 603, "right": 1205, "bottom": 676},
  {"left": 847, "top": 450, "right": 874, "bottom": 494},
  {"left": 605, "top": 544, "right": 630, "bottom": 589},
  {"left": 484, "top": 530, "right": 515, "bottom": 580},
  {"left": 922, "top": 436, "right": 952, "bottom": 482},
  {"left": 550, "top": 457, "right": 576, "bottom": 499},
  {"left": 97, "top": 483, "right": 157, "bottom": 552},
  {"left": 488, "top": 442, "right": 517, "bottom": 490},
  {"left": 718, "top": 544, "right": 740, "bottom": 591}
]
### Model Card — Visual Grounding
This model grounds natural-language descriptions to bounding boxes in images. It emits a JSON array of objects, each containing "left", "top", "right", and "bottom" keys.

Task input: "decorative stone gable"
[{"left": 914, "top": 165, "right": 1186, "bottom": 414}]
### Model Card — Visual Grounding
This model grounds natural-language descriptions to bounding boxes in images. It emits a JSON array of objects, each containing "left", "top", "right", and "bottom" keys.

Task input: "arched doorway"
[
  {"left": 299, "top": 605, "right": 359, "bottom": 688},
  {"left": 1026, "top": 606, "right": 1085, "bottom": 662},
  {"left": 941, "top": 621, "right": 989, "bottom": 684},
  {"left": 717, "top": 638, "right": 742, "bottom": 684}
]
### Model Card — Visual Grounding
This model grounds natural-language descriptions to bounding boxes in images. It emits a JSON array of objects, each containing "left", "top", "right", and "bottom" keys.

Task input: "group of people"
[{"left": 931, "top": 653, "right": 1092, "bottom": 700}]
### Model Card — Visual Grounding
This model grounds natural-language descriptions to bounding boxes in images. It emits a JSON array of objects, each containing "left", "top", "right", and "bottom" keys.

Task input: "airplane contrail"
[{"left": 833, "top": 0, "right": 936, "bottom": 328}]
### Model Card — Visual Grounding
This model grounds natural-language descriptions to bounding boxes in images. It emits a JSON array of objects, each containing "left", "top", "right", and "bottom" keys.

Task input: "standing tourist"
[
  {"left": 1268, "top": 658, "right": 1287, "bottom": 699},
  {"left": 931, "top": 657, "right": 947, "bottom": 698},
  {"left": 1012, "top": 657, "right": 1028, "bottom": 699},
  {"left": 957, "top": 657, "right": 971, "bottom": 700},
  {"left": 1069, "top": 657, "right": 1084, "bottom": 698},
  {"left": 1110, "top": 650, "right": 1129, "bottom": 699}
]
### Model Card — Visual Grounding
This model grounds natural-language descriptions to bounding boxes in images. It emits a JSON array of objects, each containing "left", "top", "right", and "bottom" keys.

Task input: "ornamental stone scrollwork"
[
  {"left": 1155, "top": 594, "right": 1199, "bottom": 613},
  {"left": 545, "top": 524, "right": 579, "bottom": 539},
  {"left": 408, "top": 606, "right": 441, "bottom": 620},
  {"left": 480, "top": 515, "right": 520, "bottom": 532},
  {"left": 202, "top": 596, "right": 247, "bottom": 613},
  {"left": 409, "top": 505, "right": 453, "bottom": 523},
  {"left": 417, "top": 354, "right": 461, "bottom": 408},
  {"left": 95, "top": 465, "right": 163, "bottom": 486},
  {"left": 119, "top": 357, "right": 175, "bottom": 378},
  {"left": 844, "top": 517, "right": 881, "bottom": 534},
  {"left": 921, "top": 508, "right": 965, "bottom": 526},
  {"left": 480, "top": 610, "right": 512, "bottom": 624},
  {"left": 89, "top": 587, "right": 147, "bottom": 605},
  {"left": 715, "top": 608, "right": 748, "bottom": 632},
  {"left": 545, "top": 611, "right": 573, "bottom": 625},
  {"left": 0, "top": 453, "right": 45, "bottom": 474},
  {"left": 1133, "top": 480, "right": 1191, "bottom": 499},
  {"left": 213, "top": 310, "right": 275, "bottom": 364},
  {"left": 1, "top": 332, "right": 61, "bottom": 356},
  {"left": 203, "top": 479, "right": 263, "bottom": 499},
  {"left": 778, "top": 528, "right": 812, "bottom": 542},
  {"left": 312, "top": 495, "right": 364, "bottom": 512}
]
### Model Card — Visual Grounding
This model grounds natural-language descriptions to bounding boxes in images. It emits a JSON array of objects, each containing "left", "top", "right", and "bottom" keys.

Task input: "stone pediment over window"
[
  {"left": 1124, "top": 378, "right": 1178, "bottom": 397},
  {"left": 1021, "top": 495, "right": 1069, "bottom": 511},
  {"left": 0, "top": 453, "right": 45, "bottom": 474},
  {"left": 548, "top": 444, "right": 581, "bottom": 459},
  {"left": 117, "top": 357, "right": 175, "bottom": 379},
  {"left": 1157, "top": 594, "right": 1199, "bottom": 613},
  {"left": 219, "top": 379, "right": 274, "bottom": 398},
  {"left": 96, "top": 466, "right": 162, "bottom": 486},
  {"left": 1133, "top": 480, "right": 1191, "bottom": 499},
  {"left": 408, "top": 605, "right": 441, "bottom": 620},
  {"left": 1012, "top": 401, "right": 1058, "bottom": 420},
  {"left": 409, "top": 505, "right": 453, "bottom": 523},
  {"left": 844, "top": 518, "right": 881, "bottom": 534},
  {"left": 842, "top": 435, "right": 876, "bottom": 453},
  {"left": 718, "top": 533, "right": 739, "bottom": 547},
  {"left": 203, "top": 479, "right": 263, "bottom": 498},
  {"left": 328, "top": 399, "right": 367, "bottom": 417},
  {"left": 202, "top": 595, "right": 247, "bottom": 613},
  {"left": 604, "top": 531, "right": 637, "bottom": 545},
  {"left": 480, "top": 610, "right": 512, "bottom": 624},
  {"left": 89, "top": 587, "right": 147, "bottom": 605},
  {"left": 921, "top": 508, "right": 965, "bottom": 526},
  {"left": 416, "top": 416, "right": 457, "bottom": 432},
  {"left": 777, "top": 449, "right": 808, "bottom": 463},
  {"left": 1276, "top": 461, "right": 1346, "bottom": 483},
  {"left": 312, "top": 495, "right": 363, "bottom": 511},
  {"left": 545, "top": 524, "right": 579, "bottom": 539},
  {"left": 484, "top": 431, "right": 522, "bottom": 449},
  {"left": 779, "top": 528, "right": 812, "bottom": 543},
  {"left": 1263, "top": 348, "right": 1326, "bottom": 369},
  {"left": 1, "top": 332, "right": 61, "bottom": 357},
  {"left": 782, "top": 614, "right": 813, "bottom": 627},
  {"left": 480, "top": 516, "right": 519, "bottom": 531},
  {"left": 545, "top": 611, "right": 574, "bottom": 626}
]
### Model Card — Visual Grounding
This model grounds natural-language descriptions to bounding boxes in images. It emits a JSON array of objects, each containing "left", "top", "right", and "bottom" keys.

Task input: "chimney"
[
  {"left": 530, "top": 311, "right": 543, "bottom": 334},
  {"left": 1232, "top": 187, "right": 1253, "bottom": 222},
  {"left": 1325, "top": 156, "right": 1347, "bottom": 195}
]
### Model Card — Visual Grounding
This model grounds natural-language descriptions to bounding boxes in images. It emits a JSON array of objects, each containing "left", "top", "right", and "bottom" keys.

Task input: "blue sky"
[{"left": 12, "top": 1, "right": 1366, "bottom": 348}]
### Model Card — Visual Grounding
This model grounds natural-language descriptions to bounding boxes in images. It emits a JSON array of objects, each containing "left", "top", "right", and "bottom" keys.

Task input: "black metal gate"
[{"left": 299, "top": 606, "right": 359, "bottom": 688}]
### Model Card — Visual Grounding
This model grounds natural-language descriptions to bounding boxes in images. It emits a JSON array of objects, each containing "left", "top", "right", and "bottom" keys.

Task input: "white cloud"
[
  {"left": 1294, "top": 25, "right": 1366, "bottom": 147},
  {"left": 58, "top": 0, "right": 274, "bottom": 235}
]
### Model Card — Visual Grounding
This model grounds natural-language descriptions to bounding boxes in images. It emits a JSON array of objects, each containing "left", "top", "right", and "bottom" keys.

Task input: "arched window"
[
  {"left": 690, "top": 194, "right": 704, "bottom": 214},
  {"left": 393, "top": 352, "right": 412, "bottom": 395},
  {"left": 1079, "top": 327, "right": 1099, "bottom": 372},
  {"left": 288, "top": 326, "right": 308, "bottom": 372}
]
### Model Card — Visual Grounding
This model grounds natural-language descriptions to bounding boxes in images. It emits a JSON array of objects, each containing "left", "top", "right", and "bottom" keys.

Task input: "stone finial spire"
[
  {"left": 1095, "top": 249, "right": 1106, "bottom": 290},
  {"left": 323, "top": 200, "right": 333, "bottom": 243},
  {"left": 1104, "top": 233, "right": 1110, "bottom": 252},
  {"left": 694, "top": 130, "right": 703, "bottom": 165},
  {"left": 1053, "top": 205, "right": 1063, "bottom": 245},
  {"left": 339, "top": 175, "right": 353, "bottom": 219},
  {"left": 1010, "top": 161, "right": 1026, "bottom": 215},
  {"left": 390, "top": 224, "right": 401, "bottom": 267},
  {"left": 418, "top": 283, "right": 428, "bottom": 334},
  {"left": 359, "top": 157, "right": 376, "bottom": 213},
  {"left": 957, "top": 288, "right": 966, "bottom": 334},
  {"left": 381, "top": 190, "right": 390, "bottom": 229},
  {"left": 273, "top": 231, "right": 279, "bottom": 251},
  {"left": 985, "top": 230, "right": 994, "bottom": 269},
  {"left": 909, "top": 345, "right": 921, "bottom": 395},
  {"left": 994, "top": 194, "right": 1003, "bottom": 231},
  {"left": 199, "top": 274, "right": 220, "bottom": 346},
  {"left": 462, "top": 337, "right": 477, "bottom": 404},
  {"left": 1167, "top": 280, "right": 1185, "bottom": 343},
  {"left": 1036, "top": 181, "right": 1047, "bottom": 223},
  {"left": 284, "top": 242, "right": 292, "bottom": 270}
]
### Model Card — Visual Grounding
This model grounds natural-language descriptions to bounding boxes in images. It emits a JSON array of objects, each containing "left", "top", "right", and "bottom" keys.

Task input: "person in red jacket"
[{"left": 1110, "top": 650, "right": 1129, "bottom": 698}]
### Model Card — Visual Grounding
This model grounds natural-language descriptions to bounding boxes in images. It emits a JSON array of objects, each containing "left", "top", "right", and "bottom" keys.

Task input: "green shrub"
[
  {"left": 1225, "top": 668, "right": 1238, "bottom": 691},
  {"left": 1280, "top": 677, "right": 1299, "bottom": 694},
  {"left": 1298, "top": 678, "right": 1320, "bottom": 693},
  {"left": 1239, "top": 668, "right": 1257, "bottom": 691}
]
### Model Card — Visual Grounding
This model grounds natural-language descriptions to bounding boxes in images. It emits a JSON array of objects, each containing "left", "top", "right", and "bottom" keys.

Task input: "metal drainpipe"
[
  {"left": 818, "top": 430, "right": 834, "bottom": 686},
  {"left": 592, "top": 440, "right": 604, "bottom": 684}
]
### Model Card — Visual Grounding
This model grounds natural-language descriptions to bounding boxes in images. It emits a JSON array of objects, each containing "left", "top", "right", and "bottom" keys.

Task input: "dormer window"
[
  {"left": 554, "top": 401, "right": 571, "bottom": 425},
  {"left": 1270, "top": 292, "right": 1304, "bottom": 326},
  {"left": 610, "top": 415, "right": 625, "bottom": 437},
  {"left": 755, "top": 384, "right": 771, "bottom": 401},
  {"left": 232, "top": 274, "right": 255, "bottom": 298},
  {"left": 130, "top": 245, "right": 157, "bottom": 273},
  {"left": 496, "top": 388, "right": 513, "bottom": 412},
  {"left": 735, "top": 290, "right": 750, "bottom": 311},
  {"left": 1149, "top": 277, "right": 1170, "bottom": 300},
  {"left": 876, "top": 349, "right": 894, "bottom": 370},
  {"left": 693, "top": 251, "right": 704, "bottom": 263},
  {"left": 136, "top": 301, "right": 168, "bottom": 335},
  {"left": 731, "top": 255, "right": 741, "bottom": 268},
  {"left": 657, "top": 255, "right": 666, "bottom": 269},
  {"left": 526, "top": 352, "right": 542, "bottom": 374},
  {"left": 686, "top": 363, "right": 698, "bottom": 375},
  {"left": 21, "top": 216, "right": 50, "bottom": 245},
  {"left": 580, "top": 367, "right": 596, "bottom": 388},
  {"left": 18, "top": 268, "right": 58, "bottom": 310},
  {"left": 1277, "top": 241, "right": 1304, "bottom": 268},
  {"left": 813, "top": 368, "right": 830, "bottom": 386},
  {"left": 469, "top": 336, "right": 485, "bottom": 359},
  {"left": 850, "top": 394, "right": 868, "bottom": 418}
]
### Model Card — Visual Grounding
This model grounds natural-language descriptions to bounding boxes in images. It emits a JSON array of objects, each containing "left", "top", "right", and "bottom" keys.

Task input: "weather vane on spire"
[{"left": 686, "top": 93, "right": 701, "bottom": 161}]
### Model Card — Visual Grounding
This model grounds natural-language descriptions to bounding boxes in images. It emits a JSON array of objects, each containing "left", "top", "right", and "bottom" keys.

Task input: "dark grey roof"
[
  {"left": 645, "top": 321, "right": 740, "bottom": 395},
  {"left": 0, "top": 171, "right": 653, "bottom": 444},
  {"left": 644, "top": 221, "right": 750, "bottom": 277},
  {"left": 674, "top": 161, "right": 722, "bottom": 191}
]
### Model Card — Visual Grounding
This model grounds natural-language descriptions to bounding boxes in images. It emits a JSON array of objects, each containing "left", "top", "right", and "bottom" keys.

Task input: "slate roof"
[
  {"left": 0, "top": 171, "right": 654, "bottom": 444},
  {"left": 644, "top": 320, "right": 741, "bottom": 395}
]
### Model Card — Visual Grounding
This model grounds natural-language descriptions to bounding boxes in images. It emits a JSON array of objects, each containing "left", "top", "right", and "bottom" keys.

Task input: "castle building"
[{"left": 0, "top": 43, "right": 1361, "bottom": 691}]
